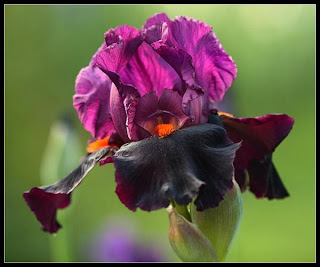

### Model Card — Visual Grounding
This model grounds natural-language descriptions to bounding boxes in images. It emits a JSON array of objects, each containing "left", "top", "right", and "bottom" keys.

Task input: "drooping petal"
[
  {"left": 23, "top": 147, "right": 115, "bottom": 233},
  {"left": 73, "top": 66, "right": 114, "bottom": 139},
  {"left": 113, "top": 123, "right": 240, "bottom": 212},
  {"left": 220, "top": 113, "right": 294, "bottom": 197},
  {"left": 119, "top": 42, "right": 182, "bottom": 96},
  {"left": 23, "top": 188, "right": 70, "bottom": 233},
  {"left": 247, "top": 154, "right": 289, "bottom": 199}
]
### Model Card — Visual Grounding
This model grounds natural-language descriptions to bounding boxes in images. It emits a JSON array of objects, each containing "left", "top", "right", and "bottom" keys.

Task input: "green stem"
[
  {"left": 50, "top": 219, "right": 73, "bottom": 262},
  {"left": 171, "top": 201, "right": 192, "bottom": 222}
]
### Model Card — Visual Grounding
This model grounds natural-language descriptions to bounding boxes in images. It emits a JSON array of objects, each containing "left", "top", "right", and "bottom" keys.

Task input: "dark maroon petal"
[
  {"left": 133, "top": 92, "right": 159, "bottom": 133},
  {"left": 73, "top": 66, "right": 114, "bottom": 139},
  {"left": 95, "top": 25, "right": 143, "bottom": 74},
  {"left": 23, "top": 188, "right": 70, "bottom": 233},
  {"left": 182, "top": 86, "right": 209, "bottom": 125},
  {"left": 247, "top": 154, "right": 289, "bottom": 199},
  {"left": 221, "top": 114, "right": 294, "bottom": 167},
  {"left": 113, "top": 123, "right": 240, "bottom": 212},
  {"left": 23, "top": 147, "right": 114, "bottom": 233},
  {"left": 221, "top": 114, "right": 294, "bottom": 197},
  {"left": 119, "top": 42, "right": 182, "bottom": 96},
  {"left": 158, "top": 89, "right": 190, "bottom": 127}
]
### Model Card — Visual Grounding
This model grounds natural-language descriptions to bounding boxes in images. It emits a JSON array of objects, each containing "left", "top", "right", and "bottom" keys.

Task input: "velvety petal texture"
[
  {"left": 220, "top": 113, "right": 294, "bottom": 198},
  {"left": 113, "top": 123, "right": 240, "bottom": 212},
  {"left": 23, "top": 188, "right": 71, "bottom": 233},
  {"left": 23, "top": 147, "right": 115, "bottom": 233}
]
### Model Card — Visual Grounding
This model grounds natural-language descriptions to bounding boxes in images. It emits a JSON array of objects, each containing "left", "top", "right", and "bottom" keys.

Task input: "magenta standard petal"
[
  {"left": 144, "top": 15, "right": 237, "bottom": 102},
  {"left": 146, "top": 45, "right": 208, "bottom": 125},
  {"left": 73, "top": 66, "right": 114, "bottom": 139},
  {"left": 119, "top": 41, "right": 182, "bottom": 97},
  {"left": 143, "top": 13, "right": 171, "bottom": 29},
  {"left": 95, "top": 25, "right": 143, "bottom": 74},
  {"left": 169, "top": 17, "right": 237, "bottom": 102},
  {"left": 220, "top": 113, "right": 294, "bottom": 198}
]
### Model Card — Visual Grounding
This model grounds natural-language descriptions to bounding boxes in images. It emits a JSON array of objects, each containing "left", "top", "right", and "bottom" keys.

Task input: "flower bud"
[
  {"left": 190, "top": 179, "right": 242, "bottom": 261},
  {"left": 167, "top": 206, "right": 220, "bottom": 262}
]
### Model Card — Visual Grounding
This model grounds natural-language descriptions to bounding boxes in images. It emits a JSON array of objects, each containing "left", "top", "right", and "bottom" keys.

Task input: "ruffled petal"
[
  {"left": 113, "top": 123, "right": 240, "bottom": 212},
  {"left": 73, "top": 66, "right": 114, "bottom": 139},
  {"left": 95, "top": 25, "right": 143, "bottom": 74},
  {"left": 220, "top": 113, "right": 294, "bottom": 197},
  {"left": 144, "top": 15, "right": 237, "bottom": 102},
  {"left": 143, "top": 13, "right": 171, "bottom": 29},
  {"left": 119, "top": 42, "right": 182, "bottom": 96},
  {"left": 23, "top": 147, "right": 115, "bottom": 233}
]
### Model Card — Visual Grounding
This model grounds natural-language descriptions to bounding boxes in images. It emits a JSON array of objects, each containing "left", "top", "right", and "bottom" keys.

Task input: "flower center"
[{"left": 154, "top": 123, "right": 175, "bottom": 138}]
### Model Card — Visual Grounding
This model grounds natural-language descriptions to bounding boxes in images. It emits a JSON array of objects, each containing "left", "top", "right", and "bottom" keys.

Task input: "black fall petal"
[{"left": 113, "top": 123, "right": 240, "bottom": 212}]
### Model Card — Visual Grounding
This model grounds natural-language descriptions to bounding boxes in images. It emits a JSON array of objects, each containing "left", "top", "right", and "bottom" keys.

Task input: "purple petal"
[
  {"left": 143, "top": 13, "right": 171, "bottom": 29},
  {"left": 119, "top": 41, "right": 182, "bottom": 96},
  {"left": 106, "top": 77, "right": 150, "bottom": 142},
  {"left": 182, "top": 86, "right": 209, "bottom": 125},
  {"left": 134, "top": 90, "right": 189, "bottom": 135},
  {"left": 133, "top": 92, "right": 158, "bottom": 133},
  {"left": 144, "top": 15, "right": 237, "bottom": 102},
  {"left": 194, "top": 32, "right": 237, "bottom": 102},
  {"left": 221, "top": 113, "right": 294, "bottom": 197},
  {"left": 113, "top": 123, "right": 240, "bottom": 212},
  {"left": 158, "top": 89, "right": 190, "bottom": 128},
  {"left": 151, "top": 44, "right": 196, "bottom": 89},
  {"left": 73, "top": 66, "right": 114, "bottom": 139},
  {"left": 95, "top": 25, "right": 143, "bottom": 74},
  {"left": 23, "top": 147, "right": 114, "bottom": 233}
]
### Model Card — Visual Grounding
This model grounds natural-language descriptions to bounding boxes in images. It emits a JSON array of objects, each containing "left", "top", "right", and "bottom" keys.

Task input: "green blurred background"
[{"left": 5, "top": 4, "right": 315, "bottom": 262}]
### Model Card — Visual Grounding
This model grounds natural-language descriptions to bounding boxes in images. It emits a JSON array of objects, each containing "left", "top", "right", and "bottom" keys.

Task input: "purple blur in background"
[{"left": 87, "top": 218, "right": 167, "bottom": 262}]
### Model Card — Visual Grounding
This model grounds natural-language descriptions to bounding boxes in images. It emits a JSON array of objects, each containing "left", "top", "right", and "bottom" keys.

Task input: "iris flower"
[{"left": 23, "top": 13, "right": 294, "bottom": 233}]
